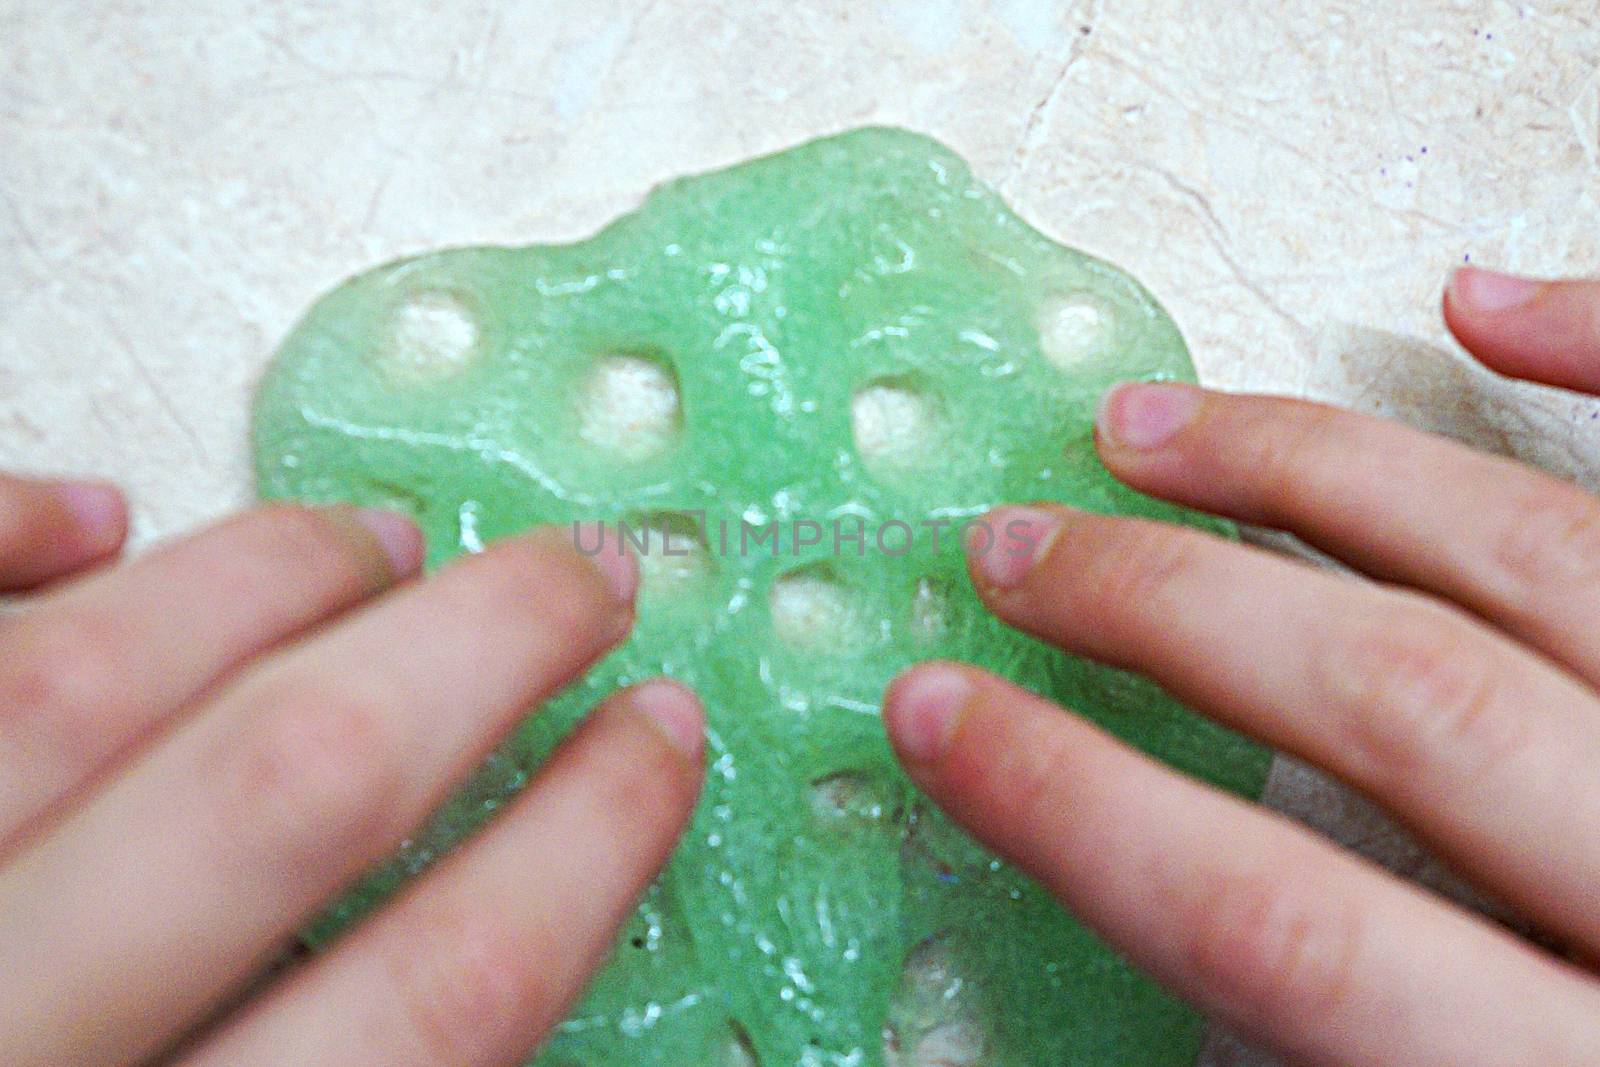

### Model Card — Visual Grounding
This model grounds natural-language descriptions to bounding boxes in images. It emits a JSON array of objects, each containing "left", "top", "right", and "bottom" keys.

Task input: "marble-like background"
[{"left": 3, "top": 2, "right": 1598, "bottom": 1064}]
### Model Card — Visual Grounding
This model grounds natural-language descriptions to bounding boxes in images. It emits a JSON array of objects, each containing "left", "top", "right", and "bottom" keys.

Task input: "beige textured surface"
[{"left": 3, "top": 3, "right": 1598, "bottom": 1063}]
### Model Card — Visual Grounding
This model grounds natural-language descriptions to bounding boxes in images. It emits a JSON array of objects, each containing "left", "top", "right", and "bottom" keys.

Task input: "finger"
[
  {"left": 0, "top": 525, "right": 637, "bottom": 1067},
  {"left": 884, "top": 663, "right": 1600, "bottom": 1067},
  {"left": 1093, "top": 382, "right": 1600, "bottom": 683},
  {"left": 179, "top": 680, "right": 704, "bottom": 1067},
  {"left": 968, "top": 503, "right": 1600, "bottom": 957},
  {"left": 0, "top": 475, "right": 126, "bottom": 591},
  {"left": 1444, "top": 267, "right": 1600, "bottom": 393},
  {"left": 0, "top": 504, "right": 423, "bottom": 847}
]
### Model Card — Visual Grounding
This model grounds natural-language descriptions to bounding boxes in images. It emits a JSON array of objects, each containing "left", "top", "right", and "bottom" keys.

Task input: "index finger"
[{"left": 1445, "top": 268, "right": 1600, "bottom": 394}]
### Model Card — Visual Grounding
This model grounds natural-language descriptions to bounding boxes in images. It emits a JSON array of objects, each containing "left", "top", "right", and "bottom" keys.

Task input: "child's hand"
[
  {"left": 885, "top": 267, "right": 1600, "bottom": 1067},
  {"left": 0, "top": 499, "right": 703, "bottom": 1067}
]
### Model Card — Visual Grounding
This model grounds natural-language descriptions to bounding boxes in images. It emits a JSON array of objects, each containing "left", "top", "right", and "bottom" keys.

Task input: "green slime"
[{"left": 253, "top": 127, "right": 1270, "bottom": 1066}]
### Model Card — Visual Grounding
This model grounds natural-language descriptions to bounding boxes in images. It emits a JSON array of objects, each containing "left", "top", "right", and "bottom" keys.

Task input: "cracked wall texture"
[{"left": 2, "top": 3, "right": 1598, "bottom": 1064}]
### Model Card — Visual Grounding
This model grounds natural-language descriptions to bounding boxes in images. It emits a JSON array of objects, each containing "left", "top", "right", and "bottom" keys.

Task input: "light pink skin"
[
  {"left": 3, "top": 266, "right": 1599, "bottom": 1066},
  {"left": 0, "top": 504, "right": 704, "bottom": 1067},
  {"left": 887, "top": 268, "right": 1600, "bottom": 1066}
]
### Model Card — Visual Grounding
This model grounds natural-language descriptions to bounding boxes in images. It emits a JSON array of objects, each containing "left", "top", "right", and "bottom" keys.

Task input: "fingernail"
[
  {"left": 350, "top": 508, "right": 425, "bottom": 577},
  {"left": 885, "top": 664, "right": 972, "bottom": 766},
  {"left": 573, "top": 521, "right": 639, "bottom": 603},
  {"left": 52, "top": 481, "right": 127, "bottom": 551},
  {"left": 1096, "top": 381, "right": 1202, "bottom": 451},
  {"left": 630, "top": 679, "right": 705, "bottom": 760},
  {"left": 1449, "top": 266, "right": 1542, "bottom": 312},
  {"left": 969, "top": 505, "right": 1063, "bottom": 590}
]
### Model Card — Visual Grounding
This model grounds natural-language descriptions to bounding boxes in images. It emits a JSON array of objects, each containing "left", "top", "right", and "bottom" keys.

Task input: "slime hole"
[
  {"left": 722, "top": 1021, "right": 760, "bottom": 1067},
  {"left": 852, "top": 378, "right": 941, "bottom": 471},
  {"left": 770, "top": 565, "right": 860, "bottom": 649},
  {"left": 625, "top": 511, "right": 713, "bottom": 593},
  {"left": 909, "top": 577, "right": 950, "bottom": 641},
  {"left": 884, "top": 1020, "right": 989, "bottom": 1067},
  {"left": 1037, "top": 293, "right": 1113, "bottom": 370},
  {"left": 378, "top": 291, "right": 480, "bottom": 382},
  {"left": 885, "top": 935, "right": 991, "bottom": 1067},
  {"left": 578, "top": 354, "right": 682, "bottom": 461},
  {"left": 810, "top": 772, "right": 893, "bottom": 823}
]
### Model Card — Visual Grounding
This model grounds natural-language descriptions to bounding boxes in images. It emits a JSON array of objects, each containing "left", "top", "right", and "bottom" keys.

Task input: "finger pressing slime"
[{"left": 252, "top": 127, "right": 1271, "bottom": 1067}]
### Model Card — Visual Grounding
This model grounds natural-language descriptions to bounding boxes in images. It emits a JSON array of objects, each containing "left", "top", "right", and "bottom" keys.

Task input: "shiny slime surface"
[{"left": 252, "top": 128, "right": 1271, "bottom": 1066}]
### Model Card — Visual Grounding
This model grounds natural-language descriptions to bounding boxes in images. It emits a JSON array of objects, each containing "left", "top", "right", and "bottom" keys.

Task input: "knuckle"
[
  {"left": 993, "top": 711, "right": 1080, "bottom": 831},
  {"left": 382, "top": 896, "right": 549, "bottom": 1063},
  {"left": 460, "top": 533, "right": 623, "bottom": 635},
  {"left": 1237, "top": 403, "right": 1343, "bottom": 513},
  {"left": 1074, "top": 521, "right": 1202, "bottom": 624},
  {"left": 0, "top": 610, "right": 124, "bottom": 732},
  {"left": 0, "top": 479, "right": 60, "bottom": 564},
  {"left": 1580, "top": 286, "right": 1600, "bottom": 351},
  {"left": 0, "top": 501, "right": 32, "bottom": 561},
  {"left": 219, "top": 677, "right": 403, "bottom": 871},
  {"left": 234, "top": 504, "right": 377, "bottom": 591},
  {"left": 1493, "top": 484, "right": 1600, "bottom": 598},
  {"left": 593, "top": 722, "right": 698, "bottom": 833},
  {"left": 465, "top": 536, "right": 561, "bottom": 606},
  {"left": 1329, "top": 601, "right": 1524, "bottom": 787},
  {"left": 1181, "top": 865, "right": 1364, "bottom": 1033}
]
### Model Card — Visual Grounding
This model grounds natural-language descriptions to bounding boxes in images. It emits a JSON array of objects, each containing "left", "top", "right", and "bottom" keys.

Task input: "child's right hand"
[{"left": 885, "top": 267, "right": 1600, "bottom": 1067}]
